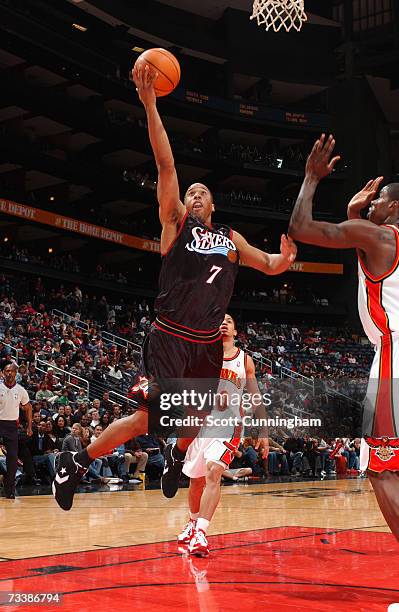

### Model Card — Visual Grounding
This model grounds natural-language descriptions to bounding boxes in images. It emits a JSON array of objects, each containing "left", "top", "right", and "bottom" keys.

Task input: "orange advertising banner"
[
  {"left": 288, "top": 261, "right": 343, "bottom": 274},
  {"left": 0, "top": 199, "right": 161, "bottom": 253},
  {"left": 0, "top": 199, "right": 343, "bottom": 273}
]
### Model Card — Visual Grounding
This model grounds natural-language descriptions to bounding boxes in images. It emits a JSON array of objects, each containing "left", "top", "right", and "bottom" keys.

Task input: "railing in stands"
[
  {"left": 100, "top": 330, "right": 141, "bottom": 355},
  {"left": 50, "top": 309, "right": 141, "bottom": 355},
  {"left": 35, "top": 358, "right": 138, "bottom": 408},
  {"left": 51, "top": 309, "right": 89, "bottom": 331},
  {"left": 279, "top": 366, "right": 315, "bottom": 391},
  {"left": 36, "top": 359, "right": 89, "bottom": 394},
  {"left": 0, "top": 342, "right": 20, "bottom": 363},
  {"left": 248, "top": 352, "right": 273, "bottom": 375}
]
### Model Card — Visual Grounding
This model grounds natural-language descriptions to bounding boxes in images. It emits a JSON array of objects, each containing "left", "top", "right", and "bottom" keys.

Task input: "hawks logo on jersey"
[
  {"left": 363, "top": 436, "right": 399, "bottom": 473},
  {"left": 365, "top": 436, "right": 399, "bottom": 461},
  {"left": 185, "top": 226, "right": 237, "bottom": 258},
  {"left": 220, "top": 367, "right": 241, "bottom": 389}
]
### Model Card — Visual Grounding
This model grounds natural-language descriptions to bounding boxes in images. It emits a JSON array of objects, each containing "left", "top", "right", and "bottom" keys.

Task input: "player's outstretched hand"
[
  {"left": 305, "top": 134, "right": 341, "bottom": 181},
  {"left": 347, "top": 176, "right": 384, "bottom": 220},
  {"left": 280, "top": 234, "right": 297, "bottom": 263},
  {"left": 132, "top": 63, "right": 157, "bottom": 108}
]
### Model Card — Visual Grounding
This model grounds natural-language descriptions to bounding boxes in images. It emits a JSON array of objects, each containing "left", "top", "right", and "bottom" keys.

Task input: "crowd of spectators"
[
  {"left": 0, "top": 270, "right": 374, "bottom": 491},
  {"left": 227, "top": 435, "right": 363, "bottom": 479}
]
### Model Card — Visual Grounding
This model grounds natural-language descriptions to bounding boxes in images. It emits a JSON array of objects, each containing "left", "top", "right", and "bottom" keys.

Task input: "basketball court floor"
[{"left": 0, "top": 478, "right": 398, "bottom": 611}]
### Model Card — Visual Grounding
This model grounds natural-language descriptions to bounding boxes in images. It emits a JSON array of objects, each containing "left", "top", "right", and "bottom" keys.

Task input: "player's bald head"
[
  {"left": 184, "top": 183, "right": 213, "bottom": 200},
  {"left": 385, "top": 183, "right": 399, "bottom": 203}
]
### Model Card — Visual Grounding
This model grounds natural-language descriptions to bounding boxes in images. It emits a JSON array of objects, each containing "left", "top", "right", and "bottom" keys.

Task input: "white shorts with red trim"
[
  {"left": 362, "top": 333, "right": 399, "bottom": 438},
  {"left": 183, "top": 435, "right": 241, "bottom": 479}
]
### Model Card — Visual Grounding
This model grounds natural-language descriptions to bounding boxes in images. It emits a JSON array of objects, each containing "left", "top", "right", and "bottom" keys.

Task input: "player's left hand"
[
  {"left": 26, "top": 426, "right": 33, "bottom": 437},
  {"left": 280, "top": 234, "right": 297, "bottom": 263},
  {"left": 305, "top": 133, "right": 341, "bottom": 180}
]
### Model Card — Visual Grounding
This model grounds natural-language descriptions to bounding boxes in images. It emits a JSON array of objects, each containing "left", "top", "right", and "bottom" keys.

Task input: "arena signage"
[
  {"left": 0, "top": 199, "right": 342, "bottom": 273},
  {"left": 172, "top": 88, "right": 329, "bottom": 129},
  {"left": 0, "top": 199, "right": 161, "bottom": 254}
]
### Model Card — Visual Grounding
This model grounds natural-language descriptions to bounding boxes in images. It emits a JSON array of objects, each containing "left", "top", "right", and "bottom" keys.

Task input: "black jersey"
[{"left": 155, "top": 212, "right": 239, "bottom": 332}]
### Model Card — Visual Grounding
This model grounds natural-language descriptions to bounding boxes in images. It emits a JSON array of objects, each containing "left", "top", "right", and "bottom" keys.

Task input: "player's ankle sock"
[
  {"left": 196, "top": 518, "right": 210, "bottom": 534},
  {"left": 189, "top": 512, "right": 199, "bottom": 521},
  {"left": 172, "top": 444, "right": 186, "bottom": 461},
  {"left": 75, "top": 449, "right": 91, "bottom": 468}
]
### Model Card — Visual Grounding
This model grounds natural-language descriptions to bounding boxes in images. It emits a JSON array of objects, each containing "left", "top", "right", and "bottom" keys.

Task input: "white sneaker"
[
  {"left": 177, "top": 519, "right": 196, "bottom": 552},
  {"left": 189, "top": 528, "right": 209, "bottom": 558}
]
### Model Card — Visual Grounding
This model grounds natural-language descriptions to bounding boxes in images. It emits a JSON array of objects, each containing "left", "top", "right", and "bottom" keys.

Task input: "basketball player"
[
  {"left": 288, "top": 133, "right": 399, "bottom": 540},
  {"left": 178, "top": 314, "right": 269, "bottom": 557},
  {"left": 53, "top": 63, "right": 295, "bottom": 511}
]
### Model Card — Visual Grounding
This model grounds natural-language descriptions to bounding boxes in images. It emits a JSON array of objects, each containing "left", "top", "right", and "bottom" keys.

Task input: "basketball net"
[{"left": 250, "top": 0, "right": 307, "bottom": 32}]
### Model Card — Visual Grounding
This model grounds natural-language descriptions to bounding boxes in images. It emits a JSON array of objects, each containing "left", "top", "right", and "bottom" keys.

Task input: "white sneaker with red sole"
[
  {"left": 189, "top": 528, "right": 209, "bottom": 558},
  {"left": 177, "top": 519, "right": 196, "bottom": 552}
]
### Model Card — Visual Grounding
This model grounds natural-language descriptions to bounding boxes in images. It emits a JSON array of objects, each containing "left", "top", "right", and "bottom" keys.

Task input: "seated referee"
[{"left": 0, "top": 363, "right": 32, "bottom": 498}]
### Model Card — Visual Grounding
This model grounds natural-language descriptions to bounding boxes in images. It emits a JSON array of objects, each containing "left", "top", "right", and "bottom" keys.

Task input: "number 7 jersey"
[{"left": 155, "top": 212, "right": 239, "bottom": 331}]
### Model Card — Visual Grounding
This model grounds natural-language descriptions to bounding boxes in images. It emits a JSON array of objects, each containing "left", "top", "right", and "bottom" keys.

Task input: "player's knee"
[
  {"left": 206, "top": 463, "right": 224, "bottom": 484},
  {"left": 125, "top": 412, "right": 147, "bottom": 437}
]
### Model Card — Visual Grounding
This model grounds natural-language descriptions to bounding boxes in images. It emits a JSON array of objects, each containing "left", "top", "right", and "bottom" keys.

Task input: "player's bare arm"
[
  {"left": 132, "top": 64, "right": 185, "bottom": 251},
  {"left": 288, "top": 135, "right": 395, "bottom": 262},
  {"left": 232, "top": 231, "right": 297, "bottom": 275},
  {"left": 245, "top": 355, "right": 269, "bottom": 458}
]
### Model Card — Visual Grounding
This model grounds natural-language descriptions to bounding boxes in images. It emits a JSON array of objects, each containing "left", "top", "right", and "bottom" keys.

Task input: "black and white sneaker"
[
  {"left": 161, "top": 443, "right": 184, "bottom": 498},
  {"left": 52, "top": 452, "right": 87, "bottom": 511}
]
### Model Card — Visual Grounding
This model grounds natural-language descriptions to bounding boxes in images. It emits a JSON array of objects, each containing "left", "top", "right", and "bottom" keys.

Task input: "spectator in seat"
[
  {"left": 284, "top": 437, "right": 303, "bottom": 474},
  {"left": 100, "top": 391, "right": 113, "bottom": 415},
  {"left": 89, "top": 410, "right": 100, "bottom": 428},
  {"left": 45, "top": 420, "right": 61, "bottom": 453},
  {"left": 35, "top": 382, "right": 56, "bottom": 403},
  {"left": 268, "top": 438, "right": 290, "bottom": 476},
  {"left": 76, "top": 388, "right": 89, "bottom": 405},
  {"left": 242, "top": 437, "right": 262, "bottom": 476},
  {"left": 111, "top": 404, "right": 122, "bottom": 421},
  {"left": 302, "top": 438, "right": 321, "bottom": 476},
  {"left": 29, "top": 420, "right": 57, "bottom": 482},
  {"left": 62, "top": 422, "right": 84, "bottom": 452},
  {"left": 53, "top": 415, "right": 70, "bottom": 441},
  {"left": 52, "top": 405, "right": 66, "bottom": 422},
  {"left": 135, "top": 435, "right": 164, "bottom": 480},
  {"left": 72, "top": 403, "right": 88, "bottom": 424},
  {"left": 124, "top": 438, "right": 148, "bottom": 481},
  {"left": 63, "top": 405, "right": 73, "bottom": 427},
  {"left": 100, "top": 412, "right": 110, "bottom": 429},
  {"left": 31, "top": 412, "right": 42, "bottom": 432}
]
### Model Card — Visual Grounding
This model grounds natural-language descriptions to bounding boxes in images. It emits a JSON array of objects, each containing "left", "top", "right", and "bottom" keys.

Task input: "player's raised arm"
[
  {"left": 132, "top": 64, "right": 185, "bottom": 227},
  {"left": 232, "top": 230, "right": 297, "bottom": 275},
  {"left": 288, "top": 134, "right": 386, "bottom": 251}
]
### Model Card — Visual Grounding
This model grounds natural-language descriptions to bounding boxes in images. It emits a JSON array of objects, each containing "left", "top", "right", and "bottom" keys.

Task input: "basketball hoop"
[{"left": 250, "top": 0, "right": 307, "bottom": 32}]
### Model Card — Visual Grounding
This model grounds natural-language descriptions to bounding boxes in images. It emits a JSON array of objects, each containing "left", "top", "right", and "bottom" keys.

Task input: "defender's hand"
[{"left": 305, "top": 134, "right": 341, "bottom": 181}]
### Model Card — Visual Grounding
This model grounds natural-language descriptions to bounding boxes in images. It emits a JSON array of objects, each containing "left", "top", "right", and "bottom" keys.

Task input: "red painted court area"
[{"left": 0, "top": 527, "right": 398, "bottom": 611}]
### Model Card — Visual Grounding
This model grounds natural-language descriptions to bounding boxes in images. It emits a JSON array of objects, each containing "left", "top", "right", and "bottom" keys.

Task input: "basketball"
[{"left": 135, "top": 48, "right": 181, "bottom": 97}]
